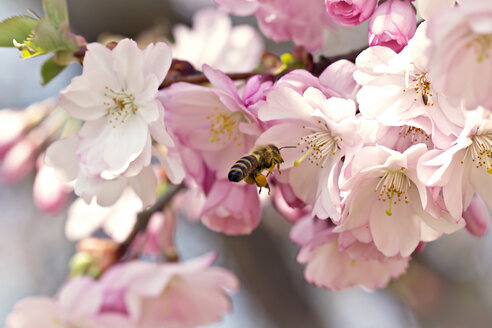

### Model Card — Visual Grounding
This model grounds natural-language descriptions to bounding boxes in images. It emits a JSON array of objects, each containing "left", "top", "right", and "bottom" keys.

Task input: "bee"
[{"left": 228, "top": 144, "right": 295, "bottom": 194}]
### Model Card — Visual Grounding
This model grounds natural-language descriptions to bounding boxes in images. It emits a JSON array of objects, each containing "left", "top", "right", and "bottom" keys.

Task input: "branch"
[
  {"left": 158, "top": 46, "right": 367, "bottom": 89},
  {"left": 116, "top": 183, "right": 185, "bottom": 258},
  {"left": 159, "top": 72, "right": 258, "bottom": 89}
]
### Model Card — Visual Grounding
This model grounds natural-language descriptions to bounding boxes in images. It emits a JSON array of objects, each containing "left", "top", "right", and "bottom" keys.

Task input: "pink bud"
[
  {"left": 1, "top": 138, "right": 36, "bottom": 183},
  {"left": 463, "top": 195, "right": 490, "bottom": 237},
  {"left": 325, "top": 0, "right": 378, "bottom": 26},
  {"left": 368, "top": 0, "right": 417, "bottom": 53},
  {"left": 0, "top": 110, "right": 26, "bottom": 158},
  {"left": 33, "top": 161, "right": 71, "bottom": 214}
]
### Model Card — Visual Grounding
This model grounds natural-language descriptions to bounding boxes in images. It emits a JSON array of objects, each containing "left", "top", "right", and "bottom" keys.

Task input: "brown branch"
[
  {"left": 158, "top": 46, "right": 367, "bottom": 89},
  {"left": 116, "top": 183, "right": 185, "bottom": 258},
  {"left": 159, "top": 72, "right": 258, "bottom": 89}
]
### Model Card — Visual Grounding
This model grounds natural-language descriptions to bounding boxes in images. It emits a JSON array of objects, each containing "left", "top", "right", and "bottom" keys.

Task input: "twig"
[
  {"left": 116, "top": 183, "right": 185, "bottom": 258},
  {"left": 158, "top": 46, "right": 367, "bottom": 89},
  {"left": 159, "top": 72, "right": 258, "bottom": 89}
]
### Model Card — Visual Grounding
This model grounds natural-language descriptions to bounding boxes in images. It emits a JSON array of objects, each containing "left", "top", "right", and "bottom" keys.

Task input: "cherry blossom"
[
  {"left": 418, "top": 107, "right": 492, "bottom": 219},
  {"left": 172, "top": 8, "right": 263, "bottom": 72},
  {"left": 336, "top": 144, "right": 464, "bottom": 257},
  {"left": 162, "top": 65, "right": 263, "bottom": 180},
  {"left": 59, "top": 38, "right": 181, "bottom": 180},
  {"left": 291, "top": 217, "right": 409, "bottom": 290},
  {"left": 215, "top": 0, "right": 334, "bottom": 52},
  {"left": 201, "top": 180, "right": 261, "bottom": 235},
  {"left": 368, "top": 0, "right": 417, "bottom": 53},
  {"left": 6, "top": 277, "right": 134, "bottom": 328},
  {"left": 427, "top": 0, "right": 492, "bottom": 109},
  {"left": 256, "top": 85, "right": 362, "bottom": 221},
  {"left": 98, "top": 253, "right": 239, "bottom": 328},
  {"left": 325, "top": 0, "right": 378, "bottom": 26},
  {"left": 355, "top": 23, "right": 464, "bottom": 149}
]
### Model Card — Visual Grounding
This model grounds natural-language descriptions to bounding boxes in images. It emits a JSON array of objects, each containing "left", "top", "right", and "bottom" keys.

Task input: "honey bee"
[{"left": 228, "top": 144, "right": 295, "bottom": 194}]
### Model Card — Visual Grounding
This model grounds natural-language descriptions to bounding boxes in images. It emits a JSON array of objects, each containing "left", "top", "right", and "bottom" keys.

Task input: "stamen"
[
  {"left": 294, "top": 126, "right": 339, "bottom": 168},
  {"left": 466, "top": 34, "right": 492, "bottom": 63},
  {"left": 207, "top": 111, "right": 244, "bottom": 144},
  {"left": 294, "top": 147, "right": 313, "bottom": 167},
  {"left": 104, "top": 86, "right": 138, "bottom": 127},
  {"left": 467, "top": 134, "right": 492, "bottom": 173},
  {"left": 374, "top": 169, "right": 411, "bottom": 216}
]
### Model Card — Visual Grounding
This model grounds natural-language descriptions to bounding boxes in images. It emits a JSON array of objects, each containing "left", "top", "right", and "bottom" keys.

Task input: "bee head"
[{"left": 270, "top": 144, "right": 281, "bottom": 156}]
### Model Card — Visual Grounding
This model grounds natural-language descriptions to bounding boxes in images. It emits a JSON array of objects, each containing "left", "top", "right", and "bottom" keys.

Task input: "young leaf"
[
  {"left": 0, "top": 16, "right": 37, "bottom": 47},
  {"left": 41, "top": 55, "right": 66, "bottom": 85},
  {"left": 42, "top": 0, "right": 69, "bottom": 28}
]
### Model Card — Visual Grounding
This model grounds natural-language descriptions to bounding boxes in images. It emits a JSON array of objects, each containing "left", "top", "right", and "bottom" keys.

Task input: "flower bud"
[
  {"left": 0, "top": 138, "right": 36, "bottom": 184},
  {"left": 368, "top": 0, "right": 417, "bottom": 53},
  {"left": 33, "top": 161, "right": 71, "bottom": 214},
  {"left": 463, "top": 195, "right": 490, "bottom": 237},
  {"left": 325, "top": 0, "right": 378, "bottom": 26}
]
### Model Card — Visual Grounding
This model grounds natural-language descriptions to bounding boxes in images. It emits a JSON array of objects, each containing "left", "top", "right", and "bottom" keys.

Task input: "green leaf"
[
  {"left": 43, "top": 0, "right": 69, "bottom": 28},
  {"left": 41, "top": 55, "right": 66, "bottom": 85},
  {"left": 0, "top": 15, "right": 37, "bottom": 47}
]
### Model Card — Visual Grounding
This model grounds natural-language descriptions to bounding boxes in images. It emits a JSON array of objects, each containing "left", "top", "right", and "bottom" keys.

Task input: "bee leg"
[
  {"left": 244, "top": 176, "right": 256, "bottom": 185},
  {"left": 254, "top": 174, "right": 270, "bottom": 194},
  {"left": 266, "top": 159, "right": 280, "bottom": 177},
  {"left": 276, "top": 160, "right": 282, "bottom": 175}
]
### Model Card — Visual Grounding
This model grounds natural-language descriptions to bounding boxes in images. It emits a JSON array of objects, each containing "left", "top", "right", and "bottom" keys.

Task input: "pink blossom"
[
  {"left": 427, "top": 1, "right": 492, "bottom": 109},
  {"left": 216, "top": 0, "right": 334, "bottom": 52},
  {"left": 463, "top": 194, "right": 490, "bottom": 237},
  {"left": 336, "top": 144, "right": 464, "bottom": 257},
  {"left": 418, "top": 107, "right": 492, "bottom": 220},
  {"left": 59, "top": 39, "right": 183, "bottom": 181},
  {"left": 355, "top": 23, "right": 464, "bottom": 148},
  {"left": 201, "top": 180, "right": 261, "bottom": 235},
  {"left": 172, "top": 8, "right": 263, "bottom": 72},
  {"left": 368, "top": 0, "right": 417, "bottom": 53},
  {"left": 6, "top": 277, "right": 134, "bottom": 328},
  {"left": 325, "top": 0, "right": 378, "bottom": 26},
  {"left": 162, "top": 65, "right": 262, "bottom": 180},
  {"left": 33, "top": 161, "right": 71, "bottom": 214},
  {"left": 291, "top": 217, "right": 409, "bottom": 290},
  {"left": 99, "top": 253, "right": 239, "bottom": 328},
  {"left": 256, "top": 85, "right": 362, "bottom": 221}
]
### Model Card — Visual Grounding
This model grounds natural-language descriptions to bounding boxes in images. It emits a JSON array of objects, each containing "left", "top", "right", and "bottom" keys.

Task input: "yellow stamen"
[
  {"left": 486, "top": 156, "right": 492, "bottom": 174},
  {"left": 385, "top": 190, "right": 394, "bottom": 216},
  {"left": 294, "top": 147, "right": 313, "bottom": 167}
]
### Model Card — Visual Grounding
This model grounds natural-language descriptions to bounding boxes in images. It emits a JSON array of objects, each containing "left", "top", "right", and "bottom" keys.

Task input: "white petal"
[{"left": 103, "top": 115, "right": 149, "bottom": 173}]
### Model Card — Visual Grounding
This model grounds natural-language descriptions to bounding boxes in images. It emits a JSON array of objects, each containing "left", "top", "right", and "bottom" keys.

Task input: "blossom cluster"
[
  {"left": 215, "top": 0, "right": 420, "bottom": 53},
  {"left": 2, "top": 0, "right": 492, "bottom": 327}
]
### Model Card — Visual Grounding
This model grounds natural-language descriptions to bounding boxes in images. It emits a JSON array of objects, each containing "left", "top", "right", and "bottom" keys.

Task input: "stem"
[
  {"left": 159, "top": 72, "right": 258, "bottom": 89},
  {"left": 158, "top": 46, "right": 367, "bottom": 89},
  {"left": 116, "top": 183, "right": 185, "bottom": 259}
]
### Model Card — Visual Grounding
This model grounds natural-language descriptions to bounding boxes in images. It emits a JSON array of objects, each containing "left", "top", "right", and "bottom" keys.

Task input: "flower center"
[
  {"left": 398, "top": 126, "right": 431, "bottom": 145},
  {"left": 294, "top": 123, "right": 340, "bottom": 168},
  {"left": 104, "top": 87, "right": 138, "bottom": 127},
  {"left": 466, "top": 34, "right": 492, "bottom": 63},
  {"left": 403, "top": 70, "right": 434, "bottom": 107},
  {"left": 206, "top": 107, "right": 244, "bottom": 145},
  {"left": 467, "top": 134, "right": 492, "bottom": 174},
  {"left": 374, "top": 168, "right": 411, "bottom": 216}
]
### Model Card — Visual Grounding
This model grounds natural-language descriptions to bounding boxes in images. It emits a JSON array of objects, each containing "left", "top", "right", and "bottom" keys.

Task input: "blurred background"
[{"left": 1, "top": 0, "right": 492, "bottom": 327}]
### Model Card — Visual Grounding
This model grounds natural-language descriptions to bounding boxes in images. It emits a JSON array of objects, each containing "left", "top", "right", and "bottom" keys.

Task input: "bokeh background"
[{"left": 1, "top": 1, "right": 492, "bottom": 327}]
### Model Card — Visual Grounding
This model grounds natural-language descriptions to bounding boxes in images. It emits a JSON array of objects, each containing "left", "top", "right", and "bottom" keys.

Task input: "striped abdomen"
[{"left": 228, "top": 154, "right": 259, "bottom": 182}]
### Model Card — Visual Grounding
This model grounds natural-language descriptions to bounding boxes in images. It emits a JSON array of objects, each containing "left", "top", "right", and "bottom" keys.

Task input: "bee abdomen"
[{"left": 228, "top": 155, "right": 257, "bottom": 182}]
